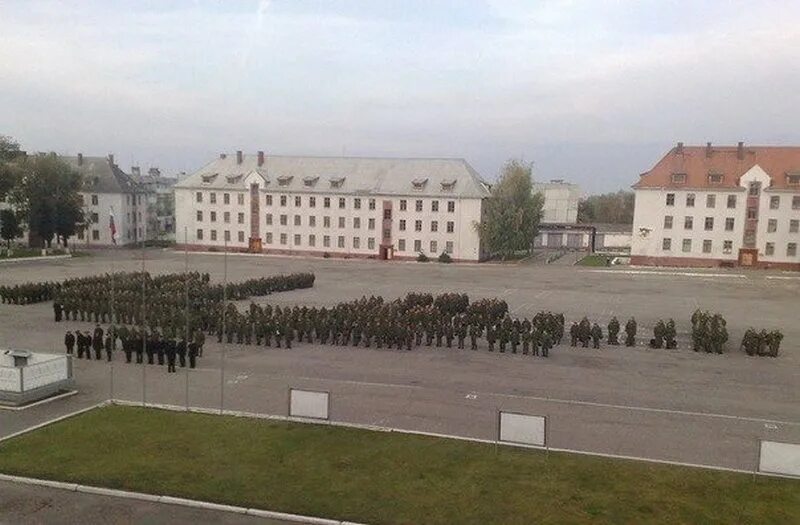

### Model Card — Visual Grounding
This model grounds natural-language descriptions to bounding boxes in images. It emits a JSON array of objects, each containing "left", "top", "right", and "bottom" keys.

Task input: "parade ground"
[{"left": 1, "top": 250, "right": 800, "bottom": 522}]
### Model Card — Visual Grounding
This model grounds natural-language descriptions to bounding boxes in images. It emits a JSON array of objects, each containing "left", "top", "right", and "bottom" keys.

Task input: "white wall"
[{"left": 534, "top": 184, "right": 580, "bottom": 224}]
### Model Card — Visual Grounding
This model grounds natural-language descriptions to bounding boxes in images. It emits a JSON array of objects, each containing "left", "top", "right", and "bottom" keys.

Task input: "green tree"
[
  {"left": 0, "top": 135, "right": 23, "bottom": 200},
  {"left": 0, "top": 209, "right": 22, "bottom": 249},
  {"left": 577, "top": 191, "right": 634, "bottom": 224},
  {"left": 10, "top": 154, "right": 84, "bottom": 248},
  {"left": 477, "top": 159, "right": 543, "bottom": 259}
]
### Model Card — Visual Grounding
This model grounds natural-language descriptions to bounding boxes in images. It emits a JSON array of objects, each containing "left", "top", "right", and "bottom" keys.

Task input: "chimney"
[
  {"left": 78, "top": 153, "right": 83, "bottom": 166},
  {"left": 236, "top": 150, "right": 243, "bottom": 165},
  {"left": 257, "top": 150, "right": 264, "bottom": 167},
  {"left": 676, "top": 142, "right": 684, "bottom": 154},
  {"left": 108, "top": 154, "right": 115, "bottom": 166},
  {"left": 737, "top": 141, "right": 744, "bottom": 160},
  {"left": 219, "top": 153, "right": 227, "bottom": 159},
  {"left": 706, "top": 142, "right": 712, "bottom": 158},
  {"left": 131, "top": 166, "right": 141, "bottom": 176}
]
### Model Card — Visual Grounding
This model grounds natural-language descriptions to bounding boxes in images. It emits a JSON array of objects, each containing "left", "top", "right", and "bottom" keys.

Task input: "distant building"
[
  {"left": 532, "top": 180, "right": 580, "bottom": 224},
  {"left": 631, "top": 142, "right": 800, "bottom": 269},
  {"left": 131, "top": 166, "right": 177, "bottom": 240},
  {"left": 174, "top": 151, "right": 491, "bottom": 261}
]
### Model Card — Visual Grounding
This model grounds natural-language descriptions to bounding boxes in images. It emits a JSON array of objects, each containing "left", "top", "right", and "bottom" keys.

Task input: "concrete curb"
[
  {"left": 0, "top": 254, "right": 72, "bottom": 264},
  {"left": 0, "top": 390, "right": 79, "bottom": 412},
  {"left": 0, "top": 400, "right": 110, "bottom": 443}
]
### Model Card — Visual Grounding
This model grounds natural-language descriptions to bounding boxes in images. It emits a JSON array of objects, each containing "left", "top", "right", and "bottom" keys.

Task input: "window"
[
  {"left": 354, "top": 198, "right": 361, "bottom": 210},
  {"left": 280, "top": 214, "right": 287, "bottom": 226},
  {"left": 445, "top": 241, "right": 453, "bottom": 254},
  {"left": 430, "top": 240, "right": 438, "bottom": 253},
  {"left": 706, "top": 194, "right": 716, "bottom": 208},
  {"left": 368, "top": 218, "right": 375, "bottom": 230},
  {"left": 686, "top": 193, "right": 695, "bottom": 207},
  {"left": 238, "top": 231, "right": 245, "bottom": 242},
  {"left": 210, "top": 230, "right": 217, "bottom": 241},
  {"left": 788, "top": 243, "right": 797, "bottom": 257},
  {"left": 704, "top": 217, "right": 714, "bottom": 231},
  {"left": 702, "top": 240, "right": 712, "bottom": 253},
  {"left": 238, "top": 213, "right": 245, "bottom": 224},
  {"left": 196, "top": 211, "right": 203, "bottom": 221},
  {"left": 369, "top": 199, "right": 376, "bottom": 210},
  {"left": 309, "top": 216, "right": 316, "bottom": 227},
  {"left": 224, "top": 230, "right": 231, "bottom": 242},
  {"left": 414, "top": 220, "right": 422, "bottom": 232},
  {"left": 684, "top": 216, "right": 693, "bottom": 230},
  {"left": 238, "top": 193, "right": 245, "bottom": 205},
  {"left": 196, "top": 229, "right": 203, "bottom": 240},
  {"left": 367, "top": 237, "right": 375, "bottom": 250},
  {"left": 353, "top": 237, "right": 360, "bottom": 249},
  {"left": 790, "top": 219, "right": 799, "bottom": 233},
  {"left": 398, "top": 239, "right": 406, "bottom": 251},
  {"left": 765, "top": 242, "right": 775, "bottom": 256},
  {"left": 196, "top": 192, "right": 203, "bottom": 203},
  {"left": 294, "top": 234, "right": 301, "bottom": 246},
  {"left": 749, "top": 182, "right": 760, "bottom": 196},
  {"left": 432, "top": 200, "right": 439, "bottom": 212},
  {"left": 383, "top": 228, "right": 391, "bottom": 238},
  {"left": 770, "top": 196, "right": 780, "bottom": 209},
  {"left": 265, "top": 194, "right": 272, "bottom": 206},
  {"left": 723, "top": 240, "right": 733, "bottom": 254},
  {"left": 431, "top": 221, "right": 438, "bottom": 232},
  {"left": 280, "top": 233, "right": 287, "bottom": 245},
  {"left": 398, "top": 219, "right": 406, "bottom": 231},
  {"left": 90, "top": 229, "right": 99, "bottom": 241},
  {"left": 767, "top": 219, "right": 777, "bottom": 233},
  {"left": 338, "top": 217, "right": 345, "bottom": 228},
  {"left": 338, "top": 197, "right": 346, "bottom": 209},
  {"left": 708, "top": 173, "right": 723, "bottom": 184},
  {"left": 662, "top": 238, "right": 671, "bottom": 251},
  {"left": 383, "top": 209, "right": 392, "bottom": 220},
  {"left": 415, "top": 200, "right": 423, "bottom": 212},
  {"left": 324, "top": 197, "right": 330, "bottom": 208},
  {"left": 224, "top": 193, "right": 230, "bottom": 205},
  {"left": 210, "top": 192, "right": 217, "bottom": 204},
  {"left": 747, "top": 207, "right": 757, "bottom": 220},
  {"left": 793, "top": 196, "right": 800, "bottom": 209},
  {"left": 664, "top": 216, "right": 673, "bottom": 229},
  {"left": 91, "top": 194, "right": 98, "bottom": 205},
  {"left": 671, "top": 173, "right": 686, "bottom": 184},
  {"left": 280, "top": 195, "right": 287, "bottom": 207},
  {"left": 725, "top": 217, "right": 735, "bottom": 231},
  {"left": 323, "top": 235, "right": 331, "bottom": 248},
  {"left": 324, "top": 216, "right": 331, "bottom": 228},
  {"left": 399, "top": 199, "right": 407, "bottom": 211},
  {"left": 295, "top": 215, "right": 302, "bottom": 226},
  {"left": 447, "top": 201, "right": 455, "bottom": 213},
  {"left": 223, "top": 211, "right": 231, "bottom": 223},
  {"left": 308, "top": 234, "right": 315, "bottom": 247},
  {"left": 294, "top": 196, "right": 301, "bottom": 207},
  {"left": 414, "top": 239, "right": 422, "bottom": 252},
  {"left": 446, "top": 221, "right": 454, "bottom": 233},
  {"left": 354, "top": 217, "right": 361, "bottom": 229},
  {"left": 210, "top": 211, "right": 217, "bottom": 222},
  {"left": 309, "top": 196, "right": 316, "bottom": 208},
  {"left": 682, "top": 239, "right": 692, "bottom": 252},
  {"left": 265, "top": 232, "right": 273, "bottom": 244},
  {"left": 266, "top": 213, "right": 273, "bottom": 225},
  {"left": 666, "top": 193, "right": 675, "bottom": 206},
  {"left": 727, "top": 195, "right": 736, "bottom": 208},
  {"left": 788, "top": 174, "right": 800, "bottom": 186}
]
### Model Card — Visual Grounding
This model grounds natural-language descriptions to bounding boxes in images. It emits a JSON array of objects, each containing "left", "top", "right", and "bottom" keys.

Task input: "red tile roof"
[{"left": 634, "top": 145, "right": 800, "bottom": 191}]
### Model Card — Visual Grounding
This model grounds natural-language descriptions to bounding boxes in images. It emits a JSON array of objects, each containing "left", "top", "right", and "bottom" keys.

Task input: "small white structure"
[
  {"left": 0, "top": 350, "right": 74, "bottom": 406},
  {"left": 532, "top": 180, "right": 581, "bottom": 224}
]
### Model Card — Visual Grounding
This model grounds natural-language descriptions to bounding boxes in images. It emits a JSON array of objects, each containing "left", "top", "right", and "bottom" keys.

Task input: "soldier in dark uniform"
[
  {"left": 607, "top": 317, "right": 620, "bottom": 345},
  {"left": 123, "top": 337, "right": 133, "bottom": 363},
  {"left": 155, "top": 332, "right": 165, "bottom": 365},
  {"left": 53, "top": 301, "right": 63, "bottom": 322},
  {"left": 625, "top": 318, "right": 637, "bottom": 347},
  {"left": 165, "top": 339, "right": 177, "bottom": 373},
  {"left": 135, "top": 332, "right": 144, "bottom": 364},
  {"left": 177, "top": 338, "right": 187, "bottom": 368},
  {"left": 195, "top": 331, "right": 205, "bottom": 357},
  {"left": 93, "top": 325, "right": 104, "bottom": 360},
  {"left": 569, "top": 322, "right": 579, "bottom": 347},
  {"left": 104, "top": 332, "right": 114, "bottom": 361},
  {"left": 188, "top": 339, "right": 198, "bottom": 368},
  {"left": 64, "top": 331, "right": 75, "bottom": 355},
  {"left": 590, "top": 323, "right": 603, "bottom": 349},
  {"left": 145, "top": 335, "right": 155, "bottom": 365},
  {"left": 469, "top": 323, "right": 481, "bottom": 351}
]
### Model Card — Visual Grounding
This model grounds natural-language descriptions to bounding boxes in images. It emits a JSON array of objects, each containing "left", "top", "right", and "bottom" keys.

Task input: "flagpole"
[
  {"left": 220, "top": 237, "right": 227, "bottom": 414},
  {"left": 110, "top": 230, "right": 115, "bottom": 400},
  {"left": 141, "top": 198, "right": 147, "bottom": 407},
  {"left": 184, "top": 226, "right": 189, "bottom": 411}
]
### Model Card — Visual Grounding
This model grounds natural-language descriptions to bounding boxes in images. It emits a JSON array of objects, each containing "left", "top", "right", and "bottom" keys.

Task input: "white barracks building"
[
  {"left": 174, "top": 152, "right": 491, "bottom": 261},
  {"left": 632, "top": 143, "right": 800, "bottom": 270}
]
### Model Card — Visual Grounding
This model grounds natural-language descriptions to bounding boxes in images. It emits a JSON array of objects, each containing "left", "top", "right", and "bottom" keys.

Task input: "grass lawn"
[
  {"left": 577, "top": 254, "right": 613, "bottom": 266},
  {"left": 0, "top": 406, "right": 797, "bottom": 525}
]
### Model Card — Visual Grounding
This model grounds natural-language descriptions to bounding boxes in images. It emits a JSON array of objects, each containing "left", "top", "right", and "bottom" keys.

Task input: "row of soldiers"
[
  {"left": 569, "top": 317, "right": 638, "bottom": 348},
  {"left": 691, "top": 310, "right": 729, "bottom": 354},
  {"left": 741, "top": 329, "right": 783, "bottom": 357},
  {"left": 0, "top": 281, "right": 59, "bottom": 304}
]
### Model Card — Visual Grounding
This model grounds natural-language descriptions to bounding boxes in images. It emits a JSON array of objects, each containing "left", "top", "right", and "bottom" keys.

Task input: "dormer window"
[
  {"left": 411, "top": 177, "right": 428, "bottom": 190},
  {"left": 225, "top": 174, "right": 243, "bottom": 184},
  {"left": 329, "top": 176, "right": 345, "bottom": 188},
  {"left": 670, "top": 173, "right": 687, "bottom": 184},
  {"left": 201, "top": 173, "right": 218, "bottom": 184},
  {"left": 787, "top": 172, "right": 800, "bottom": 186},
  {"left": 303, "top": 176, "right": 319, "bottom": 187},
  {"left": 708, "top": 172, "right": 724, "bottom": 185},
  {"left": 440, "top": 179, "right": 456, "bottom": 191},
  {"left": 277, "top": 175, "right": 293, "bottom": 186}
]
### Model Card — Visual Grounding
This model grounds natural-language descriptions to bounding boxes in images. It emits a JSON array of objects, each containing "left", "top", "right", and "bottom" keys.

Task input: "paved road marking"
[
  {"left": 580, "top": 269, "right": 747, "bottom": 279},
  {"left": 766, "top": 276, "right": 800, "bottom": 281},
  {"left": 465, "top": 393, "right": 477, "bottom": 400}
]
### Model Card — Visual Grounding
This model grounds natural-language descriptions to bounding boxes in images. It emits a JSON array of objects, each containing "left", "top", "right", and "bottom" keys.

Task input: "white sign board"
[
  {"left": 759, "top": 441, "right": 800, "bottom": 477},
  {"left": 498, "top": 411, "right": 546, "bottom": 446},
  {"left": 289, "top": 389, "right": 329, "bottom": 420}
]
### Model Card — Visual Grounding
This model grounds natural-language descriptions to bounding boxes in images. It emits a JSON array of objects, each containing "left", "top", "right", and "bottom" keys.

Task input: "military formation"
[
  {"left": 0, "top": 280, "right": 61, "bottom": 304},
  {"left": 741, "top": 328, "right": 783, "bottom": 357},
  {"left": 690, "top": 310, "right": 729, "bottom": 354}
]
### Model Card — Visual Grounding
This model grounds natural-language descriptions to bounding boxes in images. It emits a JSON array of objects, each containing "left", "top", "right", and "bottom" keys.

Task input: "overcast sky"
[{"left": 2, "top": 1, "right": 799, "bottom": 193}]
